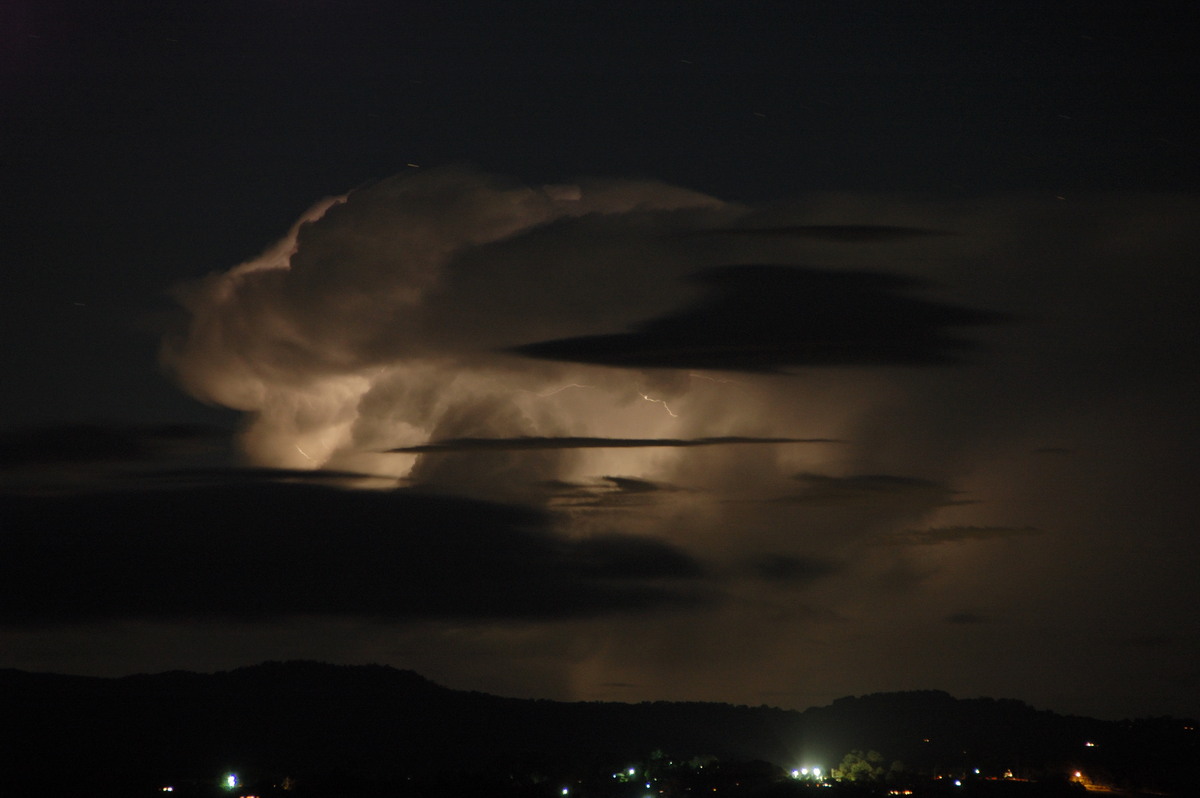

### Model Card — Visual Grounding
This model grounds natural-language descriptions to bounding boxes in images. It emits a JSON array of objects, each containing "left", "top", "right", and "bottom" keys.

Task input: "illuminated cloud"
[
  {"left": 159, "top": 167, "right": 743, "bottom": 474},
  {"left": 155, "top": 167, "right": 1017, "bottom": 512}
]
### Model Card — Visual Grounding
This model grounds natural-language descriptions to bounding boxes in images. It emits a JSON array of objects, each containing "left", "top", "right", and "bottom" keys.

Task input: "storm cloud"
[
  {"left": 512, "top": 264, "right": 1006, "bottom": 371},
  {"left": 5, "top": 169, "right": 1197, "bottom": 719}
]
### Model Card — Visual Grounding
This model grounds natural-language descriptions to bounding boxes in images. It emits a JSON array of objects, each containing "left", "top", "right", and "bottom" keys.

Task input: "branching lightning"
[{"left": 639, "top": 392, "right": 678, "bottom": 417}]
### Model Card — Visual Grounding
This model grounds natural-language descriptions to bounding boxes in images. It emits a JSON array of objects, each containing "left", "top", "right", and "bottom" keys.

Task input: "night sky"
[{"left": 2, "top": 0, "right": 1199, "bottom": 721}]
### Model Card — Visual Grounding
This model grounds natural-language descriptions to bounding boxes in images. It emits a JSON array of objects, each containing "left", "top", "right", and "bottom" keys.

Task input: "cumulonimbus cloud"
[
  {"left": 12, "top": 170, "right": 1200, "bottom": 714},
  {"left": 157, "top": 167, "right": 1003, "bottom": 493}
]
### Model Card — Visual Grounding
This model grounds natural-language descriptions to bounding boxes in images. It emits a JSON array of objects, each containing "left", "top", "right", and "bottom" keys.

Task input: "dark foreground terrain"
[{"left": 1, "top": 661, "right": 1194, "bottom": 796}]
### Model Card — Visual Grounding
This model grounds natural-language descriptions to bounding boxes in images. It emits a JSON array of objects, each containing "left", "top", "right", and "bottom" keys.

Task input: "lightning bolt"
[
  {"left": 531, "top": 383, "right": 591, "bottom": 398},
  {"left": 639, "top": 392, "right": 678, "bottom": 417}
]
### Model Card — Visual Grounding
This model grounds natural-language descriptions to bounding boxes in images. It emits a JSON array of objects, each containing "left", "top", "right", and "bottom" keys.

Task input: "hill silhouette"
[{"left": 1, "top": 661, "right": 1194, "bottom": 796}]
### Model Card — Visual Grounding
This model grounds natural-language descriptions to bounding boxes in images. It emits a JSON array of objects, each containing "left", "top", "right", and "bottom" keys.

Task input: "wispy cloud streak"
[{"left": 388, "top": 436, "right": 838, "bottom": 454}]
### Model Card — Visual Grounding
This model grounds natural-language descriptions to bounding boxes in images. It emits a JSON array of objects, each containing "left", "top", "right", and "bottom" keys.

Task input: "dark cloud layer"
[
  {"left": 780, "top": 473, "right": 953, "bottom": 506},
  {"left": 744, "top": 553, "right": 842, "bottom": 584},
  {"left": 389, "top": 435, "right": 833, "bottom": 453},
  {"left": 136, "top": 466, "right": 397, "bottom": 486},
  {"left": 701, "top": 224, "right": 950, "bottom": 242},
  {"left": 0, "top": 483, "right": 708, "bottom": 627},
  {"left": 880, "top": 526, "right": 1044, "bottom": 546},
  {"left": 511, "top": 265, "right": 1007, "bottom": 371},
  {"left": 540, "top": 475, "right": 685, "bottom": 510},
  {"left": 0, "top": 423, "right": 224, "bottom": 469},
  {"left": 944, "top": 613, "right": 991, "bottom": 626}
]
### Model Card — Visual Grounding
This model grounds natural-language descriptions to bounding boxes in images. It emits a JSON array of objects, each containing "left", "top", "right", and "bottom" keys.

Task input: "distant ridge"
[{"left": 1, "top": 661, "right": 1194, "bottom": 796}]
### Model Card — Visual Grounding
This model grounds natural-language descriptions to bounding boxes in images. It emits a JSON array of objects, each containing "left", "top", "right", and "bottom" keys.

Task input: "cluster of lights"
[
  {"left": 165, "top": 779, "right": 256, "bottom": 795},
  {"left": 608, "top": 765, "right": 663, "bottom": 795},
  {"left": 166, "top": 760, "right": 1100, "bottom": 798}
]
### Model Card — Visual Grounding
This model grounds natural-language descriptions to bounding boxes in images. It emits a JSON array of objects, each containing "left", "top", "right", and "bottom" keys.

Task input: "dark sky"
[{"left": 2, "top": 0, "right": 1199, "bottom": 722}]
